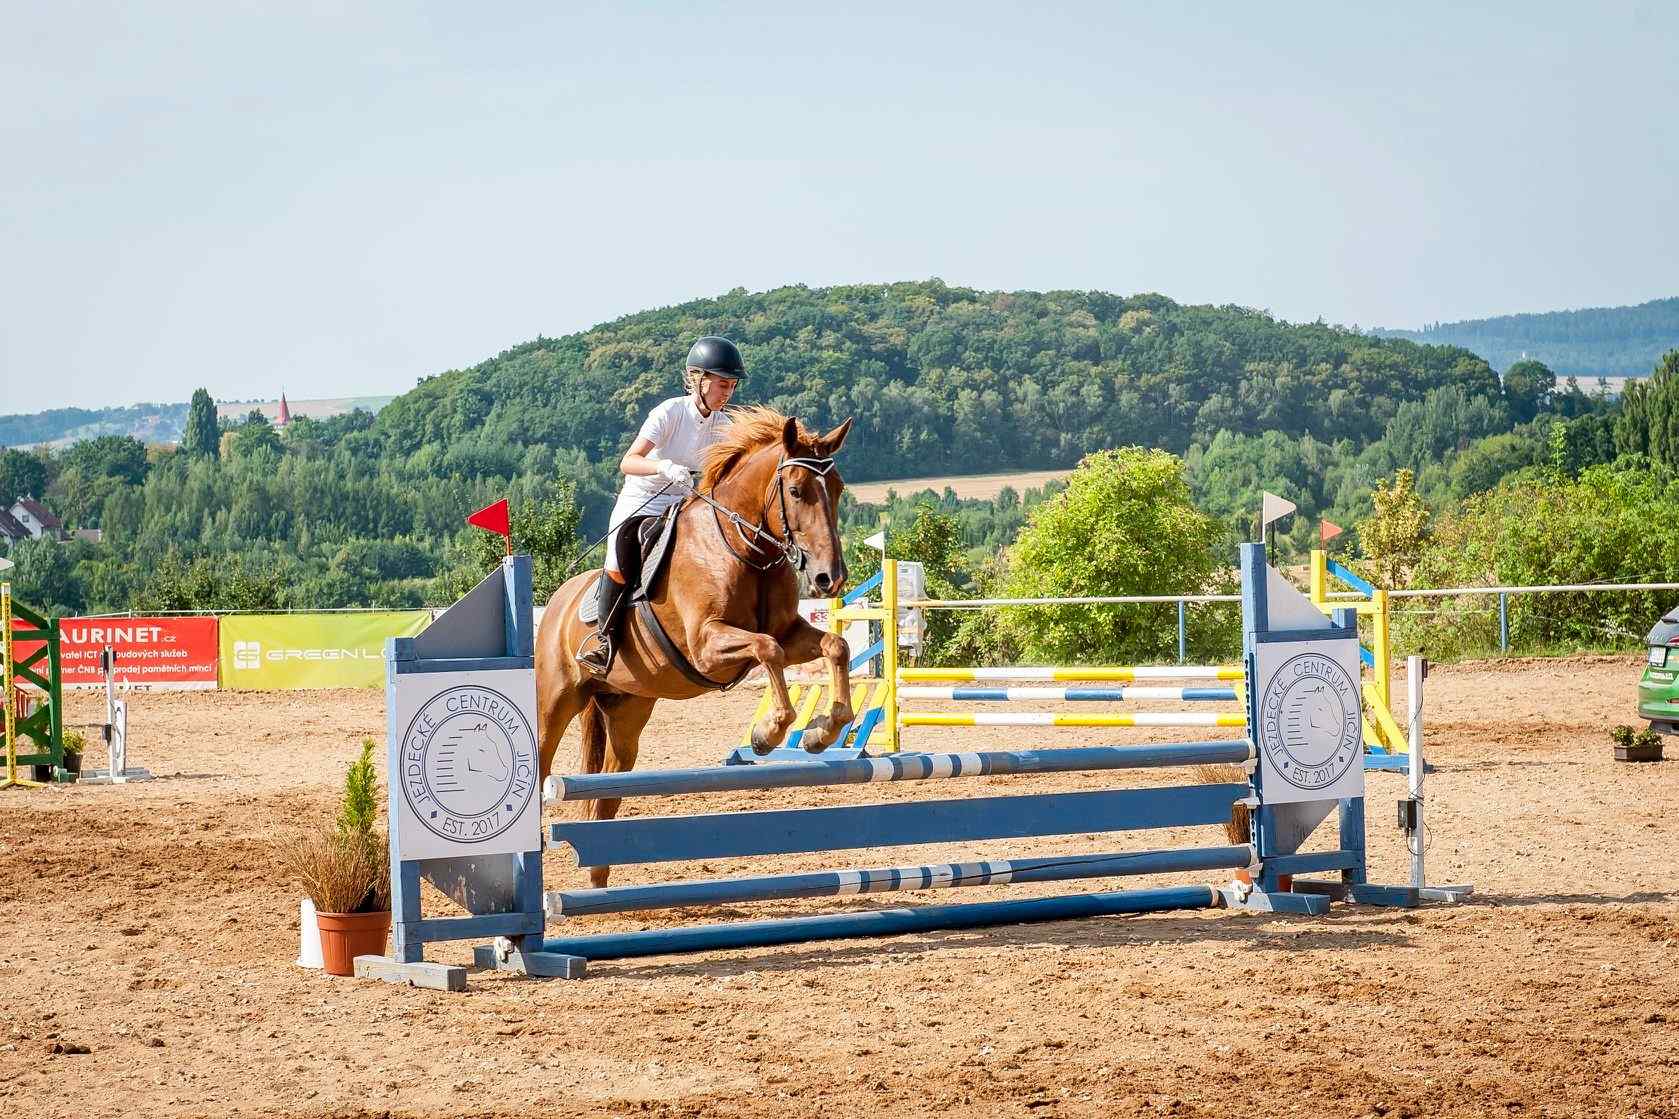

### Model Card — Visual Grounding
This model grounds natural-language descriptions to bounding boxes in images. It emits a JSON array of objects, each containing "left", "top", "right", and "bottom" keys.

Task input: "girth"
[{"left": 634, "top": 600, "right": 754, "bottom": 692}]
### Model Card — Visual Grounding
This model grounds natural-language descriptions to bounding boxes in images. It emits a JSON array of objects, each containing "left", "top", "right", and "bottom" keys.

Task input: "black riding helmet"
[{"left": 685, "top": 336, "right": 746, "bottom": 380}]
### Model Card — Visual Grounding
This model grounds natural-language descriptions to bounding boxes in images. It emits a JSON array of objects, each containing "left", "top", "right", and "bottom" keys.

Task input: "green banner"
[{"left": 219, "top": 612, "right": 430, "bottom": 690}]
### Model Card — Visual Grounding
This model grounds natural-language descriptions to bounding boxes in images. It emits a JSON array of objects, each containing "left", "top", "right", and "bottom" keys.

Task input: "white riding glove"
[{"left": 656, "top": 460, "right": 693, "bottom": 490}]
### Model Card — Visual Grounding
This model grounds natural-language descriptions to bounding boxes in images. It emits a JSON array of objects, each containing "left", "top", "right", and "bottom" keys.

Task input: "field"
[
  {"left": 2, "top": 656, "right": 1677, "bottom": 1118},
  {"left": 845, "top": 468, "right": 1073, "bottom": 504}
]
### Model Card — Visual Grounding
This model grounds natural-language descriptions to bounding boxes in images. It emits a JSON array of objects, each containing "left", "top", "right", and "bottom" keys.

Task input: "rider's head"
[{"left": 683, "top": 336, "right": 745, "bottom": 412}]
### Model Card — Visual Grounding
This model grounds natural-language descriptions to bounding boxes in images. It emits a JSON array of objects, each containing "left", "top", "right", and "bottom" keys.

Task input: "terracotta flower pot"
[
  {"left": 1233, "top": 868, "right": 1294, "bottom": 891},
  {"left": 314, "top": 910, "right": 391, "bottom": 976}
]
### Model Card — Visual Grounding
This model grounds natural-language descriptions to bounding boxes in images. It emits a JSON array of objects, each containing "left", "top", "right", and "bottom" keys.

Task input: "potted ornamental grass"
[
  {"left": 1195, "top": 763, "right": 1290, "bottom": 891},
  {"left": 61, "top": 728, "right": 85, "bottom": 776},
  {"left": 287, "top": 739, "right": 392, "bottom": 975}
]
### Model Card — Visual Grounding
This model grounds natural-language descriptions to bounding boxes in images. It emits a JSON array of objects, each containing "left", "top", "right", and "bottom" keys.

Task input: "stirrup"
[{"left": 575, "top": 631, "right": 614, "bottom": 676}]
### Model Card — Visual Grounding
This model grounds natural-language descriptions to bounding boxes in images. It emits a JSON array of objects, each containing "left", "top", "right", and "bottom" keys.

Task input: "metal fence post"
[
  {"left": 1498, "top": 592, "right": 1509, "bottom": 653},
  {"left": 1177, "top": 600, "right": 1186, "bottom": 664}
]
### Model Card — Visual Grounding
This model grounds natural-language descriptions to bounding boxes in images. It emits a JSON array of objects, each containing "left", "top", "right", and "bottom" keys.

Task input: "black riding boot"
[{"left": 576, "top": 572, "right": 630, "bottom": 676}]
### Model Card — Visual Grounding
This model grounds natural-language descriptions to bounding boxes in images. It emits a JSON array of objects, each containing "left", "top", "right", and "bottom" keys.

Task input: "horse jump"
[
  {"left": 733, "top": 551, "right": 1408, "bottom": 769},
  {"left": 364, "top": 540, "right": 1468, "bottom": 990}
]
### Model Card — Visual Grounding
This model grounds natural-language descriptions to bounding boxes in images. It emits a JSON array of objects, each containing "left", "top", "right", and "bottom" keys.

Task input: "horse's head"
[
  {"left": 776, "top": 414, "right": 852, "bottom": 596},
  {"left": 699, "top": 407, "right": 854, "bottom": 595}
]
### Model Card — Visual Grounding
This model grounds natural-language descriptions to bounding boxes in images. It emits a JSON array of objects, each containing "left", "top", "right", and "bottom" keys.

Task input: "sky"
[{"left": 3, "top": 2, "right": 1676, "bottom": 413}]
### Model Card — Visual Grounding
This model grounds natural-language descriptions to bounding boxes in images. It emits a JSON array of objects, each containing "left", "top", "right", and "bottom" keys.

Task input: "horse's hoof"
[{"left": 750, "top": 735, "right": 777, "bottom": 757}]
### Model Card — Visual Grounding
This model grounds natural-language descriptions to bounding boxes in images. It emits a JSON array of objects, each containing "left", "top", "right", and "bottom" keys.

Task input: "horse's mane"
[{"left": 698, "top": 405, "right": 816, "bottom": 491}]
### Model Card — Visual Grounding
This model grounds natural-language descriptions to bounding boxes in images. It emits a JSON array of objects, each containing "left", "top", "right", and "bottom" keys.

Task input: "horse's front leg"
[
  {"left": 778, "top": 620, "right": 853, "bottom": 753},
  {"left": 692, "top": 620, "right": 796, "bottom": 755}
]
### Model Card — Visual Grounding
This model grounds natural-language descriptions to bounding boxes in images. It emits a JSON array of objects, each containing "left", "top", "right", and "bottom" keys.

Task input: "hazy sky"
[{"left": 4, "top": 3, "right": 1675, "bottom": 413}]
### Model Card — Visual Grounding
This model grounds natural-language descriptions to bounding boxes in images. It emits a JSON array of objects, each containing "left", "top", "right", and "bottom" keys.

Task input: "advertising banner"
[
  {"left": 220, "top": 612, "right": 430, "bottom": 690},
  {"left": 20, "top": 616, "right": 221, "bottom": 689}
]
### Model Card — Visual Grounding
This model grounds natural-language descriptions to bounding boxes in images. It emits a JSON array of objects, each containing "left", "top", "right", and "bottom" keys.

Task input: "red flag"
[
  {"left": 1320, "top": 518, "right": 1345, "bottom": 545},
  {"left": 468, "top": 499, "right": 512, "bottom": 555}
]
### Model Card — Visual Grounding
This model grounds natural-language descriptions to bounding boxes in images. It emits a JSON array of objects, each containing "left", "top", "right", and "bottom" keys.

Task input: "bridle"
[{"left": 688, "top": 451, "right": 840, "bottom": 573}]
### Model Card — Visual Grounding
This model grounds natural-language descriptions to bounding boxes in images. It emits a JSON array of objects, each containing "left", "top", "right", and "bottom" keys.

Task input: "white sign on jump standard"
[
  {"left": 1252, "top": 638, "right": 1365, "bottom": 805},
  {"left": 390, "top": 670, "right": 541, "bottom": 862}
]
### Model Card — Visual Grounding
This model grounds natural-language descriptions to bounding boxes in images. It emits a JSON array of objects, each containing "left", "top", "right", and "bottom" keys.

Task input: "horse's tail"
[{"left": 578, "top": 697, "right": 608, "bottom": 775}]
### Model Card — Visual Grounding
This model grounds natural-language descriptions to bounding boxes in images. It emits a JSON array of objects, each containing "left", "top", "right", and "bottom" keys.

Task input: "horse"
[{"left": 535, "top": 406, "right": 856, "bottom": 887}]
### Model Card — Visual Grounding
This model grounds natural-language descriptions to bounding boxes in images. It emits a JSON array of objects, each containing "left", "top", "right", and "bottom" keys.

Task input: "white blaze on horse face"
[{"left": 787, "top": 459, "right": 846, "bottom": 593}]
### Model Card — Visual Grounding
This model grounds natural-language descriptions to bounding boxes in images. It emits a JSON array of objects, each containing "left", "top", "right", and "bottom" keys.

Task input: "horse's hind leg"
[
  {"left": 580, "top": 693, "right": 658, "bottom": 889},
  {"left": 537, "top": 677, "right": 592, "bottom": 782}
]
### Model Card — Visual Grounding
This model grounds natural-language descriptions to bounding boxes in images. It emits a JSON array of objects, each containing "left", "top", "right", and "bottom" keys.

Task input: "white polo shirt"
[{"left": 607, "top": 396, "right": 734, "bottom": 531}]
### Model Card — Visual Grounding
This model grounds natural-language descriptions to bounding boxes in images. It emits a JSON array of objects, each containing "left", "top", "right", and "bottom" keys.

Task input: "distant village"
[{"left": 2, "top": 393, "right": 392, "bottom": 553}]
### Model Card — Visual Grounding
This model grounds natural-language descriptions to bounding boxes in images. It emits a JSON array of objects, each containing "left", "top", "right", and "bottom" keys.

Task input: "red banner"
[{"left": 53, "top": 616, "right": 221, "bottom": 688}]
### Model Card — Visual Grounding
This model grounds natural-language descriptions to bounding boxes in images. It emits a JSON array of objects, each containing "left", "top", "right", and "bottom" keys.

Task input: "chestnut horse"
[{"left": 536, "top": 407, "right": 855, "bottom": 886}]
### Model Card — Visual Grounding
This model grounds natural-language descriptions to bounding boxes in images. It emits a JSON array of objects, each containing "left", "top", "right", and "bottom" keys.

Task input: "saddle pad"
[
  {"left": 634, "top": 505, "right": 681, "bottom": 603},
  {"left": 575, "top": 505, "right": 682, "bottom": 627}
]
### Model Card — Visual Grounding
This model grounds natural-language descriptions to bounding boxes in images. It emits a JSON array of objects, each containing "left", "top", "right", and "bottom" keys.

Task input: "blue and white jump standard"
[{"left": 358, "top": 544, "right": 1468, "bottom": 990}]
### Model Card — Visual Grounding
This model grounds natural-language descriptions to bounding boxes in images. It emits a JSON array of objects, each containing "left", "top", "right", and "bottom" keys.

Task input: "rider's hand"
[{"left": 657, "top": 460, "right": 693, "bottom": 490}]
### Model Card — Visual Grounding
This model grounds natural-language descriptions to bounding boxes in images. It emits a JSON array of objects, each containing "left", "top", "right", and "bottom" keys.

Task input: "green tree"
[
  {"left": 1548, "top": 414, "right": 1618, "bottom": 476},
  {"left": 1409, "top": 460, "right": 1679, "bottom": 654},
  {"left": 0, "top": 448, "right": 49, "bottom": 503},
  {"left": 1357, "top": 470, "right": 1429, "bottom": 587},
  {"left": 1447, "top": 430, "right": 1545, "bottom": 498},
  {"left": 60, "top": 434, "right": 149, "bottom": 486},
  {"left": 1501, "top": 360, "right": 1556, "bottom": 425},
  {"left": 983, "top": 447, "right": 1226, "bottom": 665},
  {"left": 437, "top": 487, "right": 584, "bottom": 604},
  {"left": 131, "top": 550, "right": 283, "bottom": 612},
  {"left": 9, "top": 537, "right": 86, "bottom": 616},
  {"left": 183, "top": 388, "right": 220, "bottom": 459},
  {"left": 229, "top": 411, "right": 283, "bottom": 459},
  {"left": 1614, "top": 350, "right": 1679, "bottom": 469}
]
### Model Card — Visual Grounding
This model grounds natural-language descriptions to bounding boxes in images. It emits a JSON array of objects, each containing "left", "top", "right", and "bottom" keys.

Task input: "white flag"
[
  {"left": 863, "top": 531, "right": 887, "bottom": 553},
  {"left": 1260, "top": 492, "right": 1297, "bottom": 533}
]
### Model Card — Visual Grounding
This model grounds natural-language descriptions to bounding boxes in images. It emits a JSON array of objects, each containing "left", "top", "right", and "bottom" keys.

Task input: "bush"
[
  {"left": 955, "top": 447, "right": 1234, "bottom": 666},
  {"left": 1396, "top": 460, "right": 1679, "bottom": 657}
]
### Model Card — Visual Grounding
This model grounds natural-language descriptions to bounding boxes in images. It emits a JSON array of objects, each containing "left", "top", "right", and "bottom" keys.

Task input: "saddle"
[
  {"left": 576, "top": 502, "right": 752, "bottom": 690},
  {"left": 577, "top": 508, "right": 679, "bottom": 625}
]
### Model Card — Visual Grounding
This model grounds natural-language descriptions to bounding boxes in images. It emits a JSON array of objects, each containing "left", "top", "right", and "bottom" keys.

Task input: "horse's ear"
[
  {"left": 818, "top": 418, "right": 853, "bottom": 456},
  {"left": 781, "top": 416, "right": 801, "bottom": 455}
]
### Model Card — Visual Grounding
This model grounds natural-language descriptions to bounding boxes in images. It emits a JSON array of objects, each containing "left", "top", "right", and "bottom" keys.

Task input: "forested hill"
[
  {"left": 373, "top": 280, "right": 1498, "bottom": 483},
  {"left": 0, "top": 403, "right": 188, "bottom": 450},
  {"left": 1373, "top": 297, "right": 1679, "bottom": 377}
]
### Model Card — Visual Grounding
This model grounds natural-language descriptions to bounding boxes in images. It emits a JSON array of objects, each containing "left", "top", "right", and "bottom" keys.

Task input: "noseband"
[{"left": 693, "top": 452, "right": 840, "bottom": 573}]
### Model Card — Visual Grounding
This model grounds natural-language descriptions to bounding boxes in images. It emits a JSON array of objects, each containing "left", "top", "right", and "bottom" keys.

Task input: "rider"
[{"left": 575, "top": 335, "right": 746, "bottom": 675}]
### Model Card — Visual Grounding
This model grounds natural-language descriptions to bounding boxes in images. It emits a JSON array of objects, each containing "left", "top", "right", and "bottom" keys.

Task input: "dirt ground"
[{"left": 3, "top": 655, "right": 1677, "bottom": 1119}]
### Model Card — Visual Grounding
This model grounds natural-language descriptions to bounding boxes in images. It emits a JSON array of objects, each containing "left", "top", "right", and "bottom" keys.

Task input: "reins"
[{"left": 689, "top": 451, "right": 839, "bottom": 574}]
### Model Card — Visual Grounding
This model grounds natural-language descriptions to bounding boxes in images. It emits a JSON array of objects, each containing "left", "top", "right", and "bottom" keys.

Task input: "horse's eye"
[{"left": 789, "top": 485, "right": 804, "bottom": 500}]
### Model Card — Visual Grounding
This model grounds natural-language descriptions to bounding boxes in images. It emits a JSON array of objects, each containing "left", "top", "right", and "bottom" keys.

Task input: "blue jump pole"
[
  {"left": 540, "top": 885, "right": 1222, "bottom": 963},
  {"left": 548, "top": 845, "right": 1255, "bottom": 917},
  {"left": 549, "top": 741, "right": 1254, "bottom": 802}
]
